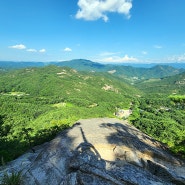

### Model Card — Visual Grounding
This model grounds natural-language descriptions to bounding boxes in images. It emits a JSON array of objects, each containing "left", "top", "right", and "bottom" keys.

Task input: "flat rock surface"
[{"left": 0, "top": 118, "right": 185, "bottom": 185}]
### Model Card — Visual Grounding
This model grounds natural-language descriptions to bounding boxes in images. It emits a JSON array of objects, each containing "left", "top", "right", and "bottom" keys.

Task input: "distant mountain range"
[{"left": 0, "top": 59, "right": 185, "bottom": 79}]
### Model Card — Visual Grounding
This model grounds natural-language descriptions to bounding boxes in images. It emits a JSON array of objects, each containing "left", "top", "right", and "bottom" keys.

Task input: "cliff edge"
[{"left": 0, "top": 118, "right": 185, "bottom": 185}]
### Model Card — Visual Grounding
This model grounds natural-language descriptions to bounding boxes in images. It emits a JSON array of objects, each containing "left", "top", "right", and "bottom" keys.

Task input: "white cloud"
[
  {"left": 100, "top": 55, "right": 138, "bottom": 63},
  {"left": 27, "top": 49, "right": 37, "bottom": 52},
  {"left": 64, "top": 47, "right": 72, "bottom": 52},
  {"left": 154, "top": 45, "right": 162, "bottom": 49},
  {"left": 76, "top": 0, "right": 132, "bottom": 22},
  {"left": 39, "top": 49, "right": 46, "bottom": 53},
  {"left": 167, "top": 53, "right": 185, "bottom": 62},
  {"left": 177, "top": 54, "right": 185, "bottom": 61},
  {"left": 9, "top": 44, "right": 26, "bottom": 50}
]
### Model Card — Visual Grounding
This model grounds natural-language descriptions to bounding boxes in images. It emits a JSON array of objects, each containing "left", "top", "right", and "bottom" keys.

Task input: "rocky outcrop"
[{"left": 0, "top": 118, "right": 185, "bottom": 185}]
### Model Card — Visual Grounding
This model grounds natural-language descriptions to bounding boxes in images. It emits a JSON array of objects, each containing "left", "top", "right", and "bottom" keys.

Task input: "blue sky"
[{"left": 0, "top": 0, "right": 185, "bottom": 63}]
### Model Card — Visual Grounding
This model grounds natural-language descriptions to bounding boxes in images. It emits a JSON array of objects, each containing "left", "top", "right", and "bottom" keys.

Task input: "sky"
[{"left": 0, "top": 0, "right": 185, "bottom": 63}]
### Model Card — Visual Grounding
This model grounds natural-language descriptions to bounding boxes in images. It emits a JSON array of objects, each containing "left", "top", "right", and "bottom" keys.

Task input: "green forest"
[
  {"left": 0, "top": 64, "right": 185, "bottom": 164},
  {"left": 129, "top": 95, "right": 185, "bottom": 157}
]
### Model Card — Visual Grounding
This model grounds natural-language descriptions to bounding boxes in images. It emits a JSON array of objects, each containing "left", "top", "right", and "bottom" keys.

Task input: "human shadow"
[
  {"left": 70, "top": 127, "right": 105, "bottom": 170},
  {"left": 75, "top": 127, "right": 101, "bottom": 158},
  {"left": 67, "top": 127, "right": 127, "bottom": 185}
]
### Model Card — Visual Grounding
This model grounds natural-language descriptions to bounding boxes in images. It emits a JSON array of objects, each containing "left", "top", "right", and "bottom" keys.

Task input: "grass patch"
[{"left": 1, "top": 171, "right": 22, "bottom": 185}]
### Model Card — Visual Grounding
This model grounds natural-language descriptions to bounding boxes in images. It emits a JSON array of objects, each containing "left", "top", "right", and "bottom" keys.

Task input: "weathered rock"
[{"left": 0, "top": 118, "right": 185, "bottom": 185}]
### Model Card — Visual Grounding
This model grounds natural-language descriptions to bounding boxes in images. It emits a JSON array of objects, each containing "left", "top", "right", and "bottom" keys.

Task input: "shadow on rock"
[
  {"left": 63, "top": 127, "right": 127, "bottom": 185},
  {"left": 100, "top": 122, "right": 185, "bottom": 185}
]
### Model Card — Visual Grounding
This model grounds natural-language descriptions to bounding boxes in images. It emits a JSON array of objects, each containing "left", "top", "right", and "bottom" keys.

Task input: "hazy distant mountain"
[
  {"left": 0, "top": 59, "right": 184, "bottom": 79},
  {"left": 55, "top": 59, "right": 105, "bottom": 71},
  {"left": 109, "top": 62, "right": 185, "bottom": 69},
  {"left": 0, "top": 61, "right": 45, "bottom": 69},
  {"left": 55, "top": 59, "right": 185, "bottom": 79}
]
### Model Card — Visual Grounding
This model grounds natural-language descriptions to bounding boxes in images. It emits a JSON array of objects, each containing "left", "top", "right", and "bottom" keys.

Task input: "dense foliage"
[
  {"left": 0, "top": 64, "right": 185, "bottom": 164},
  {"left": 135, "top": 72, "right": 185, "bottom": 95},
  {"left": 0, "top": 66, "right": 140, "bottom": 164},
  {"left": 129, "top": 95, "right": 185, "bottom": 158},
  {"left": 130, "top": 72, "right": 185, "bottom": 157}
]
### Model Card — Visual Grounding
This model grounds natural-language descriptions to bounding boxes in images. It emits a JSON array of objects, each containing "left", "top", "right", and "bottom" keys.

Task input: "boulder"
[{"left": 0, "top": 118, "right": 185, "bottom": 185}]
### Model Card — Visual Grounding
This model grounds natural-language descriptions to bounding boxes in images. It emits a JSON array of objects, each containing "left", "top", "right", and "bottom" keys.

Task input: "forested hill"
[
  {"left": 0, "top": 65, "right": 140, "bottom": 98},
  {"left": 0, "top": 59, "right": 184, "bottom": 80},
  {"left": 130, "top": 71, "right": 185, "bottom": 158},
  {"left": 0, "top": 65, "right": 142, "bottom": 163},
  {"left": 0, "top": 65, "right": 185, "bottom": 164},
  {"left": 135, "top": 71, "right": 185, "bottom": 94},
  {"left": 54, "top": 59, "right": 105, "bottom": 71},
  {"left": 56, "top": 59, "right": 185, "bottom": 79}
]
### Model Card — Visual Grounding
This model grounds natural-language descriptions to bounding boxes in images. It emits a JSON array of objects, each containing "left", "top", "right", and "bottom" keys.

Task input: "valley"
[{"left": 0, "top": 60, "right": 185, "bottom": 165}]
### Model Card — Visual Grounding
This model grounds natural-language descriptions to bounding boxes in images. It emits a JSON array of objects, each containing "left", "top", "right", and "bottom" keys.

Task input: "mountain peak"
[{"left": 1, "top": 118, "right": 184, "bottom": 185}]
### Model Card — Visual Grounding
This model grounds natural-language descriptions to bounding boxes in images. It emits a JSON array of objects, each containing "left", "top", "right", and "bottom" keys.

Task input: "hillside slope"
[
  {"left": 0, "top": 66, "right": 141, "bottom": 163},
  {"left": 135, "top": 71, "right": 185, "bottom": 94},
  {"left": 0, "top": 65, "right": 140, "bottom": 101},
  {"left": 130, "top": 72, "right": 185, "bottom": 158}
]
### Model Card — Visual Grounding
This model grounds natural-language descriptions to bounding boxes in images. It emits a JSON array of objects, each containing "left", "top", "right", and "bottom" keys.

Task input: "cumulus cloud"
[
  {"left": 64, "top": 47, "right": 72, "bottom": 52},
  {"left": 167, "top": 53, "right": 185, "bottom": 62},
  {"left": 9, "top": 44, "right": 26, "bottom": 49},
  {"left": 100, "top": 55, "right": 138, "bottom": 63},
  {"left": 27, "top": 49, "right": 37, "bottom": 52},
  {"left": 76, "top": 0, "right": 132, "bottom": 22},
  {"left": 39, "top": 49, "right": 46, "bottom": 53}
]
